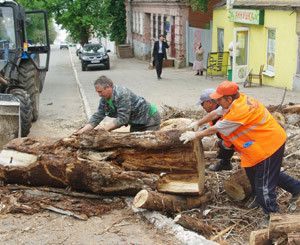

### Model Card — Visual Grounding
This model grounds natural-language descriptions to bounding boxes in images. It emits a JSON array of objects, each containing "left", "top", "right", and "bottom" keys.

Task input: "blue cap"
[{"left": 196, "top": 88, "right": 216, "bottom": 105}]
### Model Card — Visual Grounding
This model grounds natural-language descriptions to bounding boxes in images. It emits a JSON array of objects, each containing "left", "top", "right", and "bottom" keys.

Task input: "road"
[{"left": 2, "top": 44, "right": 300, "bottom": 245}]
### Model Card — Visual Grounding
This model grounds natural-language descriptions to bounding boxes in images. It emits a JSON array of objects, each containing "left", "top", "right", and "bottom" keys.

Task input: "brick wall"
[{"left": 189, "top": 0, "right": 220, "bottom": 29}]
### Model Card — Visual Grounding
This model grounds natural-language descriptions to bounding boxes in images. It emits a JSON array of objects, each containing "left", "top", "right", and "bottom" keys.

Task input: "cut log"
[
  {"left": 61, "top": 129, "right": 185, "bottom": 150},
  {"left": 133, "top": 189, "right": 208, "bottom": 212},
  {"left": 0, "top": 129, "right": 205, "bottom": 195},
  {"left": 288, "top": 232, "right": 300, "bottom": 245},
  {"left": 268, "top": 213, "right": 300, "bottom": 240},
  {"left": 157, "top": 173, "right": 200, "bottom": 195},
  {"left": 174, "top": 213, "right": 213, "bottom": 237},
  {"left": 0, "top": 138, "right": 159, "bottom": 195},
  {"left": 223, "top": 169, "right": 252, "bottom": 201},
  {"left": 249, "top": 229, "right": 272, "bottom": 245}
]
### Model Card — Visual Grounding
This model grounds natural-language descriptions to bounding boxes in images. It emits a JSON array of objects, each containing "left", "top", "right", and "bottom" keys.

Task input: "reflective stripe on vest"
[{"left": 229, "top": 107, "right": 268, "bottom": 142}]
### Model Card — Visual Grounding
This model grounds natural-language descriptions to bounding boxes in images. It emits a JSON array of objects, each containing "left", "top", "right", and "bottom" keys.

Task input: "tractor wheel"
[
  {"left": 9, "top": 88, "right": 33, "bottom": 137},
  {"left": 18, "top": 61, "right": 40, "bottom": 121}
]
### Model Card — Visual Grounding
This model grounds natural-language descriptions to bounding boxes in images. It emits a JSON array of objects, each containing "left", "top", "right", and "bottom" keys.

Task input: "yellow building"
[{"left": 212, "top": 0, "right": 300, "bottom": 90}]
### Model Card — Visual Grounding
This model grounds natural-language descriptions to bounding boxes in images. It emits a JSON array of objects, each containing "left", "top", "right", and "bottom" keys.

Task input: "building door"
[
  {"left": 171, "top": 25, "right": 176, "bottom": 58},
  {"left": 232, "top": 27, "right": 249, "bottom": 83}
]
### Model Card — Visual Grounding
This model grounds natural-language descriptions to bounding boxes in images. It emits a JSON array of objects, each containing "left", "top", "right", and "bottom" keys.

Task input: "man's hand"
[
  {"left": 94, "top": 125, "right": 105, "bottom": 131},
  {"left": 179, "top": 132, "right": 197, "bottom": 144},
  {"left": 186, "top": 121, "right": 199, "bottom": 132}
]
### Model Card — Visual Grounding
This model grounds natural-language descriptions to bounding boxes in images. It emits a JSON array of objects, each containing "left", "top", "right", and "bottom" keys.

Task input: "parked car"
[
  {"left": 60, "top": 42, "right": 69, "bottom": 49},
  {"left": 81, "top": 43, "right": 110, "bottom": 71}
]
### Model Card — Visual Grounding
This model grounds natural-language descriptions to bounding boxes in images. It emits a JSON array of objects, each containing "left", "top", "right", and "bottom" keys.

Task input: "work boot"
[{"left": 208, "top": 159, "right": 232, "bottom": 171}]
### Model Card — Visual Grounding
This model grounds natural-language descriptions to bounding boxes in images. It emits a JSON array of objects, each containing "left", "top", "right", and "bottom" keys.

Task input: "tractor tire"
[
  {"left": 9, "top": 88, "right": 33, "bottom": 137},
  {"left": 18, "top": 61, "right": 40, "bottom": 121}
]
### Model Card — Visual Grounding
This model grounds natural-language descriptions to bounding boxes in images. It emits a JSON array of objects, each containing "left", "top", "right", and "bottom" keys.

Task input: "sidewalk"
[{"left": 72, "top": 50, "right": 300, "bottom": 114}]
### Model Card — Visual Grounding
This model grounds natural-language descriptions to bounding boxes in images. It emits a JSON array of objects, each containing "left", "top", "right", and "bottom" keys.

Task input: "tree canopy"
[
  {"left": 189, "top": 0, "right": 214, "bottom": 13},
  {"left": 17, "top": 0, "right": 57, "bottom": 44},
  {"left": 43, "top": 0, "right": 111, "bottom": 45}
]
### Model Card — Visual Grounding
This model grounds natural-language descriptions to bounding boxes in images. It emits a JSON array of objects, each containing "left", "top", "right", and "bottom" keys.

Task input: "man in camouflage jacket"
[{"left": 76, "top": 75, "right": 160, "bottom": 133}]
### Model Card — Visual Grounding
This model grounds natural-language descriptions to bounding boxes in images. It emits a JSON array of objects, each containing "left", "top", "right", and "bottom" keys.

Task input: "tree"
[
  {"left": 106, "top": 0, "right": 126, "bottom": 45},
  {"left": 189, "top": 0, "right": 213, "bottom": 13},
  {"left": 17, "top": 0, "right": 57, "bottom": 44},
  {"left": 44, "top": 0, "right": 109, "bottom": 45}
]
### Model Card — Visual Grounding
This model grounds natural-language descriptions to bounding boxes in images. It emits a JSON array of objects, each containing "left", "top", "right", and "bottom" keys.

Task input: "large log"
[
  {"left": 0, "top": 129, "right": 205, "bottom": 195},
  {"left": 133, "top": 189, "right": 208, "bottom": 212},
  {"left": 223, "top": 169, "right": 252, "bottom": 200},
  {"left": 268, "top": 213, "right": 300, "bottom": 240}
]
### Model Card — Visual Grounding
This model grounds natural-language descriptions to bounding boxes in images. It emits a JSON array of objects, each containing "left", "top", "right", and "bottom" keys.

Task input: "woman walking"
[{"left": 193, "top": 42, "right": 204, "bottom": 76}]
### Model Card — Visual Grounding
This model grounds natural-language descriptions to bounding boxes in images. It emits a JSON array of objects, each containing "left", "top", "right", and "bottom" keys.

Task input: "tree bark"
[
  {"left": 223, "top": 169, "right": 252, "bottom": 200},
  {"left": 0, "top": 129, "right": 205, "bottom": 195},
  {"left": 288, "top": 233, "right": 300, "bottom": 245},
  {"left": 174, "top": 213, "right": 213, "bottom": 237},
  {"left": 133, "top": 190, "right": 208, "bottom": 212},
  {"left": 268, "top": 213, "right": 300, "bottom": 240}
]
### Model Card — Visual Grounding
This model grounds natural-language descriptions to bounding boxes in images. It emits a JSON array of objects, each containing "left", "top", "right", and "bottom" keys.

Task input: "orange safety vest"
[{"left": 221, "top": 94, "right": 286, "bottom": 168}]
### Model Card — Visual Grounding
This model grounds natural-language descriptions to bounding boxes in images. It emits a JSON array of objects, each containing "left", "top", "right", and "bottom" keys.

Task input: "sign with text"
[
  {"left": 206, "top": 52, "right": 229, "bottom": 77},
  {"left": 229, "top": 9, "right": 264, "bottom": 25}
]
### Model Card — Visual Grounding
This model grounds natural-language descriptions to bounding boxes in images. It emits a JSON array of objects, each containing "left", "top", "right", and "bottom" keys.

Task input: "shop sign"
[
  {"left": 206, "top": 52, "right": 229, "bottom": 78},
  {"left": 229, "top": 9, "right": 264, "bottom": 25}
]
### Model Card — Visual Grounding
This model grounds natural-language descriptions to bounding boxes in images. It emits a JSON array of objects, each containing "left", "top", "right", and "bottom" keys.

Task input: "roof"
[{"left": 233, "top": 1, "right": 300, "bottom": 10}]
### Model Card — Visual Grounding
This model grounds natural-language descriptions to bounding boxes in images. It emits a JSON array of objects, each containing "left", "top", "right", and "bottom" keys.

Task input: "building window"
[
  {"left": 217, "top": 28, "right": 224, "bottom": 52},
  {"left": 158, "top": 15, "right": 161, "bottom": 36},
  {"left": 140, "top": 12, "right": 143, "bottom": 35},
  {"left": 163, "top": 15, "right": 167, "bottom": 37},
  {"left": 153, "top": 14, "right": 156, "bottom": 39},
  {"left": 267, "top": 29, "right": 276, "bottom": 73},
  {"left": 133, "top": 12, "right": 136, "bottom": 33}
]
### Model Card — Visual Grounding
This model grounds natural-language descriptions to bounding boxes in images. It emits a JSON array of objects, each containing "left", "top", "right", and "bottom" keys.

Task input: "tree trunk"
[
  {"left": 223, "top": 169, "right": 252, "bottom": 200},
  {"left": 133, "top": 190, "right": 208, "bottom": 212},
  {"left": 174, "top": 213, "right": 213, "bottom": 237},
  {"left": 0, "top": 129, "right": 205, "bottom": 195},
  {"left": 268, "top": 213, "right": 300, "bottom": 240}
]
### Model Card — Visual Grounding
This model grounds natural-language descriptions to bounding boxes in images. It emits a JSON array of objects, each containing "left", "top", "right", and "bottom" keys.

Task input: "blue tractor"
[{"left": 0, "top": 0, "right": 50, "bottom": 146}]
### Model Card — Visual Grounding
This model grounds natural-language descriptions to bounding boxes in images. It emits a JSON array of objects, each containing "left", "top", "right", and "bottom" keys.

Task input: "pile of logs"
[{"left": 0, "top": 119, "right": 209, "bottom": 213}]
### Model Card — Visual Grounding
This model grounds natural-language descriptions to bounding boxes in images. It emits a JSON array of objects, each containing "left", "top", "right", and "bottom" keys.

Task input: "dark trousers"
[
  {"left": 217, "top": 139, "right": 235, "bottom": 161},
  {"left": 245, "top": 142, "right": 300, "bottom": 214},
  {"left": 130, "top": 111, "right": 161, "bottom": 132},
  {"left": 155, "top": 53, "right": 164, "bottom": 78}
]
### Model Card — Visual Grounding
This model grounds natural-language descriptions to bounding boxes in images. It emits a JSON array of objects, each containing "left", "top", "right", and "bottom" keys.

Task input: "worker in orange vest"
[
  {"left": 187, "top": 88, "right": 235, "bottom": 171},
  {"left": 180, "top": 81, "right": 300, "bottom": 222}
]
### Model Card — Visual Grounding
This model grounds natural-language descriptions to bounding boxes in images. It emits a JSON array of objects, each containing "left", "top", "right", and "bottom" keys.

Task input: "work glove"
[
  {"left": 186, "top": 121, "right": 200, "bottom": 132},
  {"left": 179, "top": 131, "right": 197, "bottom": 144}
]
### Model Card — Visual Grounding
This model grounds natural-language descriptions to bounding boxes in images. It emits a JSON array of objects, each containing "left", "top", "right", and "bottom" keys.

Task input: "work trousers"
[
  {"left": 155, "top": 53, "right": 164, "bottom": 78},
  {"left": 130, "top": 111, "right": 161, "bottom": 132},
  {"left": 217, "top": 139, "right": 235, "bottom": 160},
  {"left": 245, "top": 142, "right": 300, "bottom": 214}
]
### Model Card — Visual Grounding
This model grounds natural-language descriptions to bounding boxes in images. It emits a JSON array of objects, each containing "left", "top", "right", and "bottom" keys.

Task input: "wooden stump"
[{"left": 223, "top": 169, "right": 252, "bottom": 200}]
